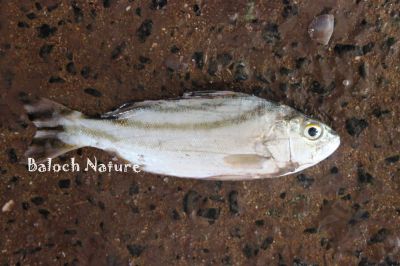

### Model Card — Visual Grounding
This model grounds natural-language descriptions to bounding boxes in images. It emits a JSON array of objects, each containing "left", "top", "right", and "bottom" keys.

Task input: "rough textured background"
[{"left": 0, "top": 0, "right": 399, "bottom": 265}]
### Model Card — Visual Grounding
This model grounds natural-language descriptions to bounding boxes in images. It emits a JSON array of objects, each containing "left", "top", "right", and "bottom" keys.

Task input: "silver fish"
[{"left": 24, "top": 91, "right": 340, "bottom": 180}]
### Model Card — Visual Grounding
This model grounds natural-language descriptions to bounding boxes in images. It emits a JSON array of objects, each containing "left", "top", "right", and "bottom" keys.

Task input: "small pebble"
[
  {"left": 262, "top": 23, "right": 280, "bottom": 44},
  {"left": 150, "top": 0, "right": 167, "bottom": 10},
  {"left": 111, "top": 42, "right": 126, "bottom": 59},
  {"left": 58, "top": 179, "right": 71, "bottom": 189},
  {"left": 358, "top": 168, "right": 374, "bottom": 184},
  {"left": 171, "top": 209, "right": 180, "bottom": 220},
  {"left": 197, "top": 208, "right": 220, "bottom": 220},
  {"left": 31, "top": 196, "right": 44, "bottom": 205},
  {"left": 304, "top": 227, "right": 318, "bottom": 234},
  {"left": 135, "top": 7, "right": 141, "bottom": 16},
  {"left": 84, "top": 87, "right": 102, "bottom": 97},
  {"left": 297, "top": 174, "right": 315, "bottom": 188},
  {"left": 385, "top": 155, "right": 399, "bottom": 164},
  {"left": 127, "top": 244, "right": 145, "bottom": 257},
  {"left": 342, "top": 80, "right": 351, "bottom": 86},
  {"left": 47, "top": 3, "right": 59, "bottom": 12},
  {"left": 255, "top": 219, "right": 265, "bottom": 226},
  {"left": 345, "top": 118, "right": 369, "bottom": 137},
  {"left": 334, "top": 44, "right": 362, "bottom": 56},
  {"left": 368, "top": 228, "right": 389, "bottom": 244},
  {"left": 22, "top": 202, "right": 30, "bottom": 210},
  {"left": 66, "top": 62, "right": 77, "bottom": 74},
  {"left": 228, "top": 190, "right": 239, "bottom": 214},
  {"left": 234, "top": 62, "right": 249, "bottom": 81},
  {"left": 260, "top": 237, "right": 273, "bottom": 250},
  {"left": 386, "top": 37, "right": 396, "bottom": 48},
  {"left": 103, "top": 0, "right": 111, "bottom": 8},
  {"left": 164, "top": 54, "right": 187, "bottom": 71},
  {"left": 372, "top": 107, "right": 390, "bottom": 118},
  {"left": 2, "top": 200, "right": 15, "bottom": 212},
  {"left": 193, "top": 4, "right": 201, "bottom": 16},
  {"left": 7, "top": 148, "right": 18, "bottom": 163},
  {"left": 26, "top": 12, "right": 37, "bottom": 20},
  {"left": 330, "top": 166, "right": 339, "bottom": 174},
  {"left": 362, "top": 42, "right": 374, "bottom": 54},
  {"left": 81, "top": 66, "right": 91, "bottom": 79},
  {"left": 308, "top": 14, "right": 334, "bottom": 45},
  {"left": 72, "top": 4, "right": 83, "bottom": 23},
  {"left": 48, "top": 76, "right": 65, "bottom": 83},
  {"left": 17, "top": 21, "right": 30, "bottom": 28},
  {"left": 183, "top": 190, "right": 201, "bottom": 214},
  {"left": 207, "top": 59, "right": 218, "bottom": 76},
  {"left": 128, "top": 183, "right": 139, "bottom": 195},
  {"left": 39, "top": 44, "right": 54, "bottom": 58},
  {"left": 216, "top": 52, "right": 232, "bottom": 66},
  {"left": 37, "top": 24, "right": 57, "bottom": 38},
  {"left": 170, "top": 45, "right": 180, "bottom": 53},
  {"left": 38, "top": 209, "right": 50, "bottom": 219},
  {"left": 137, "top": 19, "right": 153, "bottom": 42},
  {"left": 242, "top": 244, "right": 258, "bottom": 258},
  {"left": 192, "top": 52, "right": 204, "bottom": 69}
]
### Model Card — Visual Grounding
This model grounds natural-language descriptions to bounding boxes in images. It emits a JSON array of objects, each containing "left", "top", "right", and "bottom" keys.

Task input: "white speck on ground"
[{"left": 2, "top": 200, "right": 15, "bottom": 212}]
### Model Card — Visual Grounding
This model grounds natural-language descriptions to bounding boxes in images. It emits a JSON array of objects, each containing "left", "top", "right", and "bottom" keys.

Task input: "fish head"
[{"left": 286, "top": 115, "right": 340, "bottom": 170}]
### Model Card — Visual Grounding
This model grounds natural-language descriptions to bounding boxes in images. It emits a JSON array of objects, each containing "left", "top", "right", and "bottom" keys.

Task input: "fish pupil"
[{"left": 308, "top": 127, "right": 318, "bottom": 137}]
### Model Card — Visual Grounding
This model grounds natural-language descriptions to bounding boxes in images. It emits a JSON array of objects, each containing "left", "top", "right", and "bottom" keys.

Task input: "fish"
[{"left": 23, "top": 91, "right": 340, "bottom": 180}]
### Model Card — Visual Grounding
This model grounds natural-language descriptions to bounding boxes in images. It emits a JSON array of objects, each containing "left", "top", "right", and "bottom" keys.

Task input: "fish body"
[{"left": 24, "top": 91, "right": 340, "bottom": 180}]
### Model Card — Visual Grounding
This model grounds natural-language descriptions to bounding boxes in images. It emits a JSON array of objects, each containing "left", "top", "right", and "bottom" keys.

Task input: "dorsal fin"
[
  {"left": 101, "top": 100, "right": 164, "bottom": 119},
  {"left": 182, "top": 91, "right": 247, "bottom": 99},
  {"left": 101, "top": 91, "right": 250, "bottom": 119}
]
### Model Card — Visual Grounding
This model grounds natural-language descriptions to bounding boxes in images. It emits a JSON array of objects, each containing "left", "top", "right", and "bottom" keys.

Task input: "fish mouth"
[
  {"left": 326, "top": 126, "right": 341, "bottom": 148},
  {"left": 332, "top": 134, "right": 341, "bottom": 151},
  {"left": 327, "top": 129, "right": 341, "bottom": 155},
  {"left": 319, "top": 125, "right": 341, "bottom": 159}
]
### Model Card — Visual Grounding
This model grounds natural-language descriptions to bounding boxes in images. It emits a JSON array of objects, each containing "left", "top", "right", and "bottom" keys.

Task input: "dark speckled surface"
[{"left": 1, "top": 0, "right": 400, "bottom": 265}]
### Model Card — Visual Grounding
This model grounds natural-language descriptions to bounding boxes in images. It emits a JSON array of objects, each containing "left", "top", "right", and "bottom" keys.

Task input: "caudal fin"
[{"left": 24, "top": 98, "right": 82, "bottom": 163}]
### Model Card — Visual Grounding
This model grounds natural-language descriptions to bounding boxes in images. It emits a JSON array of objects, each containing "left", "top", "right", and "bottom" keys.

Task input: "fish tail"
[{"left": 24, "top": 98, "right": 83, "bottom": 162}]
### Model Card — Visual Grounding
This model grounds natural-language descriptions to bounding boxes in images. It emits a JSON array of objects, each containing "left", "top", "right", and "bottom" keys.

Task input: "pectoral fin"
[{"left": 223, "top": 154, "right": 270, "bottom": 169}]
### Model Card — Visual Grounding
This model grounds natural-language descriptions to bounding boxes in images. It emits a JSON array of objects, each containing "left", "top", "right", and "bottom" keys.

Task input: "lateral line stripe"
[{"left": 112, "top": 103, "right": 267, "bottom": 130}]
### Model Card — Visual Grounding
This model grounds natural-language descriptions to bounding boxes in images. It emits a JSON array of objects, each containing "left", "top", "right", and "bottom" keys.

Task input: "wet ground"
[{"left": 1, "top": 0, "right": 400, "bottom": 265}]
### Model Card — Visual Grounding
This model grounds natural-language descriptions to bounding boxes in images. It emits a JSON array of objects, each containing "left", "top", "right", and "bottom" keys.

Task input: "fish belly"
[
  {"left": 74, "top": 119, "right": 284, "bottom": 179},
  {"left": 117, "top": 120, "right": 268, "bottom": 178}
]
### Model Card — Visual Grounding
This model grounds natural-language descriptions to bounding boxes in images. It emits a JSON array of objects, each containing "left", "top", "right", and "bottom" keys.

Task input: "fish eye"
[{"left": 304, "top": 123, "right": 323, "bottom": 140}]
